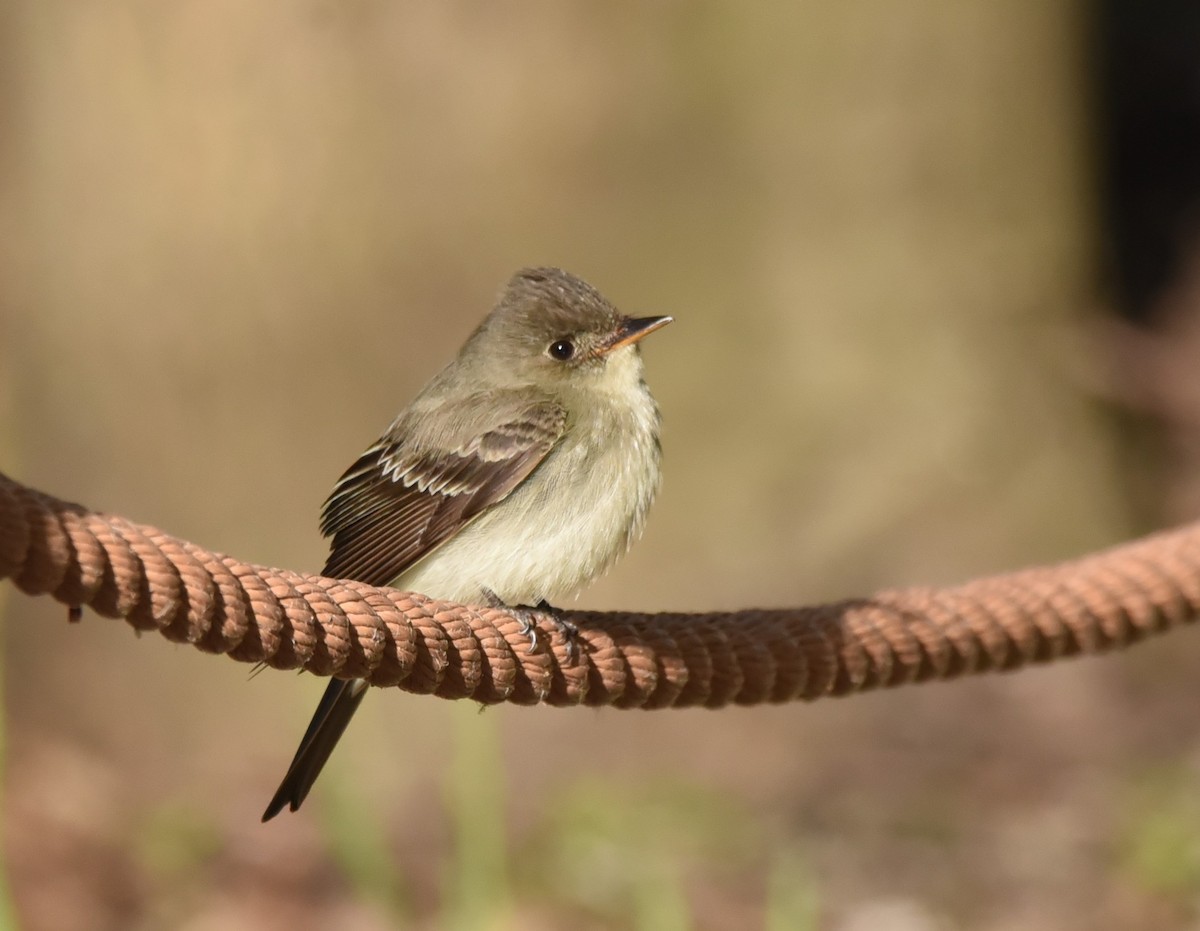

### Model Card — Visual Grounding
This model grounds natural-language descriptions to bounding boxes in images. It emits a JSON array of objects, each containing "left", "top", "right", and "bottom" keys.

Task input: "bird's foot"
[{"left": 482, "top": 591, "right": 581, "bottom": 665}]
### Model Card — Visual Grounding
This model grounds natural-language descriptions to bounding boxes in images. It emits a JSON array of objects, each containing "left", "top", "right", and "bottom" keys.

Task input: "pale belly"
[{"left": 393, "top": 405, "right": 660, "bottom": 607}]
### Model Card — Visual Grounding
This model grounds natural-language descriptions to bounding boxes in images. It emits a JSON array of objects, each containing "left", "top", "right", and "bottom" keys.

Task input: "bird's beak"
[{"left": 599, "top": 315, "right": 673, "bottom": 354}]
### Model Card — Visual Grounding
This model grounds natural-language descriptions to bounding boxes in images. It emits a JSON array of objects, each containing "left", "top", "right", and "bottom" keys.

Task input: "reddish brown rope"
[{"left": 1, "top": 470, "right": 1198, "bottom": 707}]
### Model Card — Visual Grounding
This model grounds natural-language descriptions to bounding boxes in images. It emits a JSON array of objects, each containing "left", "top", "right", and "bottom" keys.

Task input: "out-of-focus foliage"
[{"left": 2, "top": 2, "right": 1198, "bottom": 929}]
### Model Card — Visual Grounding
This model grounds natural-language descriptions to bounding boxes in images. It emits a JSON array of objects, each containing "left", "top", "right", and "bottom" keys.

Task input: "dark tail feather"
[{"left": 261, "top": 677, "right": 369, "bottom": 821}]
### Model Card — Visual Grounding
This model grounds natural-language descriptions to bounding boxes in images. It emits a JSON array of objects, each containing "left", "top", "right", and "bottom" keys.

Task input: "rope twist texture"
[{"left": 2, "top": 471, "right": 1198, "bottom": 708}]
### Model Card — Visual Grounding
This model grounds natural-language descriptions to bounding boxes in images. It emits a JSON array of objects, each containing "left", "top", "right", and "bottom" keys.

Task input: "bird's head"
[{"left": 470, "top": 267, "right": 672, "bottom": 392}]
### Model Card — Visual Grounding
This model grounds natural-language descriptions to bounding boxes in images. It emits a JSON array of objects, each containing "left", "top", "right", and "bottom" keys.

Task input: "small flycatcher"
[{"left": 263, "top": 267, "right": 671, "bottom": 820}]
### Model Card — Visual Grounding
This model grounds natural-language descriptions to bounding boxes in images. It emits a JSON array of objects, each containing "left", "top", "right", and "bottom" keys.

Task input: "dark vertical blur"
[
  {"left": 1095, "top": 1, "right": 1200, "bottom": 320},
  {"left": 1094, "top": 1, "right": 1200, "bottom": 519}
]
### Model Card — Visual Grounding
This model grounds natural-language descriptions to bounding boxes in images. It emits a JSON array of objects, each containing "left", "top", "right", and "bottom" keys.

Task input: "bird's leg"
[{"left": 480, "top": 590, "right": 581, "bottom": 664}]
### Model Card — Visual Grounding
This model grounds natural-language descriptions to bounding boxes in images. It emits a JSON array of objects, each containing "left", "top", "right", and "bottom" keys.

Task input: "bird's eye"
[{"left": 548, "top": 339, "right": 575, "bottom": 361}]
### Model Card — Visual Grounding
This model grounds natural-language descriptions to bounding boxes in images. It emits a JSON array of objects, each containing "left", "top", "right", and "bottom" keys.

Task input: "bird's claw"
[
  {"left": 482, "top": 591, "right": 581, "bottom": 665},
  {"left": 514, "top": 607, "right": 540, "bottom": 654}
]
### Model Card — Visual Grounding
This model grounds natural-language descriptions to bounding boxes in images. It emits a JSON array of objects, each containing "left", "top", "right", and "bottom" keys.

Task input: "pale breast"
[{"left": 394, "top": 383, "right": 661, "bottom": 606}]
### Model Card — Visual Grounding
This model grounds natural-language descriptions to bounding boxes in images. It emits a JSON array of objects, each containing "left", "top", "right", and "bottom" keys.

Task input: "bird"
[{"left": 262, "top": 267, "right": 671, "bottom": 820}]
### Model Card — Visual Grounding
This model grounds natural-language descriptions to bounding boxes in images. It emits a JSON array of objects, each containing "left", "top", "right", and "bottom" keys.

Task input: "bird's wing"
[
  {"left": 263, "top": 391, "right": 567, "bottom": 821},
  {"left": 317, "top": 392, "right": 567, "bottom": 587}
]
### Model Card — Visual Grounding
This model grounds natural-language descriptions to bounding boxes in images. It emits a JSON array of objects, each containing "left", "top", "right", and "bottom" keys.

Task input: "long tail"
[{"left": 261, "top": 677, "right": 369, "bottom": 821}]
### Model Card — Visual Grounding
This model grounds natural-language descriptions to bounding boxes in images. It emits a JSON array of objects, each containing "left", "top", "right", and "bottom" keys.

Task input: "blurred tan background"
[{"left": 2, "top": 2, "right": 1200, "bottom": 929}]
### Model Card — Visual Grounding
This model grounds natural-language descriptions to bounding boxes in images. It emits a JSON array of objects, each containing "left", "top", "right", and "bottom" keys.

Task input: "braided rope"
[{"left": 1, "top": 470, "right": 1198, "bottom": 707}]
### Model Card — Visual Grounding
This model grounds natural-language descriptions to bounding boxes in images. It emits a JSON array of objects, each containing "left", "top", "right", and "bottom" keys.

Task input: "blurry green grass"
[
  {"left": 516, "top": 773, "right": 764, "bottom": 927},
  {"left": 321, "top": 779, "right": 413, "bottom": 922},
  {"left": 310, "top": 699, "right": 816, "bottom": 927},
  {"left": 0, "top": 588, "right": 16, "bottom": 931},
  {"left": 1118, "top": 766, "right": 1200, "bottom": 911},
  {"left": 134, "top": 801, "right": 224, "bottom": 927},
  {"left": 0, "top": 360, "right": 20, "bottom": 931},
  {"left": 765, "top": 845, "right": 819, "bottom": 931},
  {"left": 443, "top": 702, "right": 512, "bottom": 931}
]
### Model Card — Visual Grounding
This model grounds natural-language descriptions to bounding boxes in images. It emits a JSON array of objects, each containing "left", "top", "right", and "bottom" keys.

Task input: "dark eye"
[{"left": 548, "top": 339, "right": 575, "bottom": 361}]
